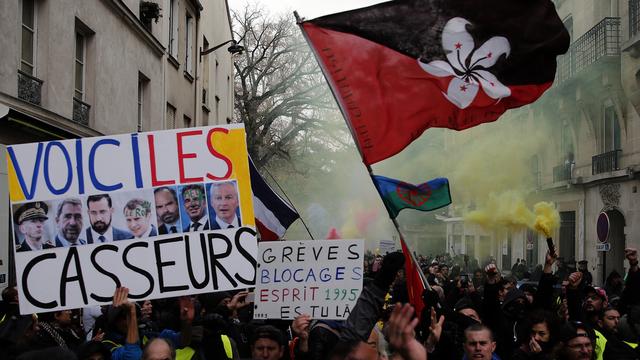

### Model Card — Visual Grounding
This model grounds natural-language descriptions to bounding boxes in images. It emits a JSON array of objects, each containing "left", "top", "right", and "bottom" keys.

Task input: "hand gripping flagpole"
[{"left": 296, "top": 11, "right": 430, "bottom": 292}]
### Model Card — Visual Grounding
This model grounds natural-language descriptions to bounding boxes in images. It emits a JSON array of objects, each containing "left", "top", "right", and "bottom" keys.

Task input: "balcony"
[
  {"left": 17, "top": 70, "right": 43, "bottom": 105},
  {"left": 556, "top": 17, "right": 620, "bottom": 84},
  {"left": 631, "top": 0, "right": 640, "bottom": 37},
  {"left": 553, "top": 163, "right": 572, "bottom": 182},
  {"left": 592, "top": 149, "right": 621, "bottom": 175},
  {"left": 72, "top": 97, "right": 91, "bottom": 126}
]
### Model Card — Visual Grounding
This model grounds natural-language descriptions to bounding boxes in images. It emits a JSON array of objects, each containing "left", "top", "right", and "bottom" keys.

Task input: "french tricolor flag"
[{"left": 249, "top": 157, "right": 300, "bottom": 241}]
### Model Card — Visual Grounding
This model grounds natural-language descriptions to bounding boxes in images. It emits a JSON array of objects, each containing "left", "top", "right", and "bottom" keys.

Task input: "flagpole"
[
  {"left": 262, "top": 165, "right": 315, "bottom": 240},
  {"left": 297, "top": 11, "right": 430, "bottom": 291}
]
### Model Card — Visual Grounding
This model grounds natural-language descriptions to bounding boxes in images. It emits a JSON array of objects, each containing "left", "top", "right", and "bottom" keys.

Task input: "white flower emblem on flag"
[{"left": 419, "top": 17, "right": 511, "bottom": 109}]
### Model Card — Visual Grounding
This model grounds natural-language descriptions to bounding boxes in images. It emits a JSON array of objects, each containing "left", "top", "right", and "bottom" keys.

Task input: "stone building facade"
[{"left": 441, "top": 0, "right": 640, "bottom": 285}]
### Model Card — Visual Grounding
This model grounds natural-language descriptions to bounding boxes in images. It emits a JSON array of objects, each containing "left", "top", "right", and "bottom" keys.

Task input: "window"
[
  {"left": 185, "top": 14, "right": 193, "bottom": 74},
  {"left": 561, "top": 120, "right": 574, "bottom": 158},
  {"left": 21, "top": 0, "right": 36, "bottom": 75},
  {"left": 563, "top": 16, "right": 573, "bottom": 42},
  {"left": 183, "top": 114, "right": 192, "bottom": 128},
  {"left": 215, "top": 95, "right": 220, "bottom": 123},
  {"left": 166, "top": 103, "right": 176, "bottom": 129},
  {"left": 168, "top": 0, "right": 178, "bottom": 58},
  {"left": 202, "top": 36, "right": 209, "bottom": 106},
  {"left": 559, "top": 211, "right": 576, "bottom": 262},
  {"left": 74, "top": 32, "right": 86, "bottom": 100},
  {"left": 602, "top": 102, "right": 621, "bottom": 152},
  {"left": 137, "top": 74, "right": 149, "bottom": 132}
]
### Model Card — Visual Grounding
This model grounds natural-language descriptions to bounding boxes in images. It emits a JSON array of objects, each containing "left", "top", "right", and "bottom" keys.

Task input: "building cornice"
[
  {"left": 0, "top": 93, "right": 103, "bottom": 138},
  {"left": 101, "top": 0, "right": 165, "bottom": 57}
]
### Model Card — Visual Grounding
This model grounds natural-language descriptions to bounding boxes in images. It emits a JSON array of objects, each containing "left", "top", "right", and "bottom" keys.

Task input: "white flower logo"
[{"left": 419, "top": 17, "right": 511, "bottom": 109}]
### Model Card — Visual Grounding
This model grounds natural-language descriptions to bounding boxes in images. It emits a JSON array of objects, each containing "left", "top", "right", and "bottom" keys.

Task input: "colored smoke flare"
[
  {"left": 533, "top": 201, "right": 560, "bottom": 238},
  {"left": 464, "top": 191, "right": 560, "bottom": 236}
]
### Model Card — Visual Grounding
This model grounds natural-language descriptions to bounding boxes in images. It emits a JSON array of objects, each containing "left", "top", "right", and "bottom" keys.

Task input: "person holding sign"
[
  {"left": 181, "top": 184, "right": 210, "bottom": 232},
  {"left": 54, "top": 198, "right": 86, "bottom": 247},
  {"left": 14, "top": 202, "right": 56, "bottom": 252},
  {"left": 154, "top": 187, "right": 182, "bottom": 235},
  {"left": 123, "top": 199, "right": 157, "bottom": 238},
  {"left": 85, "top": 194, "right": 133, "bottom": 243},
  {"left": 209, "top": 181, "right": 241, "bottom": 229}
]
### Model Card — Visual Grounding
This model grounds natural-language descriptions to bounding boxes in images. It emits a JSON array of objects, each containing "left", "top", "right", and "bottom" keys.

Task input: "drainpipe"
[{"left": 194, "top": 11, "right": 200, "bottom": 126}]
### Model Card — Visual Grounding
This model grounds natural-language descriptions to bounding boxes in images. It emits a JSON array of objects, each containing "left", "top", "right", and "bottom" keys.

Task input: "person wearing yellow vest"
[
  {"left": 556, "top": 321, "right": 595, "bottom": 360},
  {"left": 143, "top": 337, "right": 176, "bottom": 360},
  {"left": 596, "top": 307, "right": 640, "bottom": 359},
  {"left": 102, "top": 288, "right": 196, "bottom": 360}
]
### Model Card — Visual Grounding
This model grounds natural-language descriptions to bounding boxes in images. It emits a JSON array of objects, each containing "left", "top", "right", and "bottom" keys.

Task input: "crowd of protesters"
[{"left": 1, "top": 243, "right": 639, "bottom": 360}]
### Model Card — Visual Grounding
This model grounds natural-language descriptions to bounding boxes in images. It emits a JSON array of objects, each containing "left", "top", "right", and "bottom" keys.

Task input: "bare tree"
[{"left": 232, "top": 5, "right": 347, "bottom": 169}]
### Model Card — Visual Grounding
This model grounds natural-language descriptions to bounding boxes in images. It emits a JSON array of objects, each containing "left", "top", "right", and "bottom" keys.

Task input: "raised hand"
[
  {"left": 567, "top": 272, "right": 583, "bottom": 289},
  {"left": 386, "top": 303, "right": 427, "bottom": 360}
]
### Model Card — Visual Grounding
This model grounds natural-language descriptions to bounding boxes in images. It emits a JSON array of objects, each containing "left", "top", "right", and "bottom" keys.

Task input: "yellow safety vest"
[
  {"left": 624, "top": 341, "right": 639, "bottom": 349},
  {"left": 594, "top": 329, "right": 606, "bottom": 360},
  {"left": 221, "top": 334, "right": 233, "bottom": 358},
  {"left": 175, "top": 335, "right": 233, "bottom": 360},
  {"left": 102, "top": 339, "right": 123, "bottom": 352},
  {"left": 176, "top": 346, "right": 196, "bottom": 360}
]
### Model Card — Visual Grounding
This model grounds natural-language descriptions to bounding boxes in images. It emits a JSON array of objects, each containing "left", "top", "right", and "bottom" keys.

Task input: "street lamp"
[{"left": 200, "top": 39, "right": 244, "bottom": 61}]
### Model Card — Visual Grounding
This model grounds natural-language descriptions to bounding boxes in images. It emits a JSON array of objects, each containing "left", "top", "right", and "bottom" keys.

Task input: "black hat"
[
  {"left": 14, "top": 202, "right": 48, "bottom": 224},
  {"left": 502, "top": 288, "right": 526, "bottom": 308},
  {"left": 454, "top": 297, "right": 476, "bottom": 313},
  {"left": 578, "top": 260, "right": 588, "bottom": 265},
  {"left": 558, "top": 322, "right": 595, "bottom": 343},
  {"left": 250, "top": 325, "right": 286, "bottom": 347}
]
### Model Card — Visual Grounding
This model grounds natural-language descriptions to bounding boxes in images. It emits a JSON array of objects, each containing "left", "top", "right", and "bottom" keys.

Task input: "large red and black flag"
[{"left": 300, "top": 0, "right": 570, "bottom": 165}]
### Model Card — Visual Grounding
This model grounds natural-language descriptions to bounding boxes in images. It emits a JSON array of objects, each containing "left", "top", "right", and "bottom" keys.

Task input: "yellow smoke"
[
  {"left": 464, "top": 191, "right": 560, "bottom": 236},
  {"left": 533, "top": 201, "right": 560, "bottom": 238}
]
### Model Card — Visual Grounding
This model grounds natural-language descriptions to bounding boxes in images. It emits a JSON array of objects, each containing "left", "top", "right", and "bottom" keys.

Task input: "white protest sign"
[
  {"left": 254, "top": 239, "right": 363, "bottom": 320},
  {"left": 378, "top": 239, "right": 396, "bottom": 254},
  {"left": 6, "top": 125, "right": 257, "bottom": 314}
]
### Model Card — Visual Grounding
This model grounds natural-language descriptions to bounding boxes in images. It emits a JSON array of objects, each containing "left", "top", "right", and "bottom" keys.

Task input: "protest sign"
[
  {"left": 6, "top": 125, "right": 257, "bottom": 314},
  {"left": 378, "top": 239, "right": 396, "bottom": 254},
  {"left": 0, "top": 146, "right": 9, "bottom": 291},
  {"left": 254, "top": 239, "right": 363, "bottom": 320}
]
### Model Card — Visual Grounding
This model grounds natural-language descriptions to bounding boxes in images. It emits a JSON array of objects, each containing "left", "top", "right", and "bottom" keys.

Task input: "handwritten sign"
[
  {"left": 6, "top": 125, "right": 257, "bottom": 314},
  {"left": 254, "top": 239, "right": 363, "bottom": 320}
]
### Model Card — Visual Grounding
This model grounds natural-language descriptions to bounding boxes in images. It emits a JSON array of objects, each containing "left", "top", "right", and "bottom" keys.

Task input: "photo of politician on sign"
[
  {"left": 207, "top": 181, "right": 242, "bottom": 230},
  {"left": 154, "top": 186, "right": 182, "bottom": 235},
  {"left": 123, "top": 198, "right": 157, "bottom": 238},
  {"left": 52, "top": 198, "right": 86, "bottom": 247},
  {"left": 13, "top": 201, "right": 55, "bottom": 252},
  {"left": 179, "top": 184, "right": 210, "bottom": 232}
]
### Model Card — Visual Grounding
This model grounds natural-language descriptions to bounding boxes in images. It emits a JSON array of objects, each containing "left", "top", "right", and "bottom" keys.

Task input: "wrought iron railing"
[
  {"left": 631, "top": 0, "right": 640, "bottom": 37},
  {"left": 592, "top": 149, "right": 621, "bottom": 175},
  {"left": 553, "top": 163, "right": 572, "bottom": 182},
  {"left": 556, "top": 17, "right": 620, "bottom": 84},
  {"left": 73, "top": 97, "right": 91, "bottom": 126},
  {"left": 17, "top": 70, "right": 43, "bottom": 105}
]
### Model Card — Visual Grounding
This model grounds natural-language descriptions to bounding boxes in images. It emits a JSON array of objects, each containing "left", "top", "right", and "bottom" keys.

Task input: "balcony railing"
[
  {"left": 17, "top": 70, "right": 43, "bottom": 105},
  {"left": 592, "top": 149, "right": 621, "bottom": 175},
  {"left": 556, "top": 17, "right": 621, "bottom": 84},
  {"left": 631, "top": 0, "right": 640, "bottom": 37},
  {"left": 73, "top": 97, "right": 91, "bottom": 126},
  {"left": 553, "top": 163, "right": 572, "bottom": 182}
]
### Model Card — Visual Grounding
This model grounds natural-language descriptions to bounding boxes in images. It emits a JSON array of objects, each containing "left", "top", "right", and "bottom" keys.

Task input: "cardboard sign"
[
  {"left": 0, "top": 146, "right": 9, "bottom": 291},
  {"left": 254, "top": 239, "right": 363, "bottom": 320},
  {"left": 6, "top": 125, "right": 257, "bottom": 314}
]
